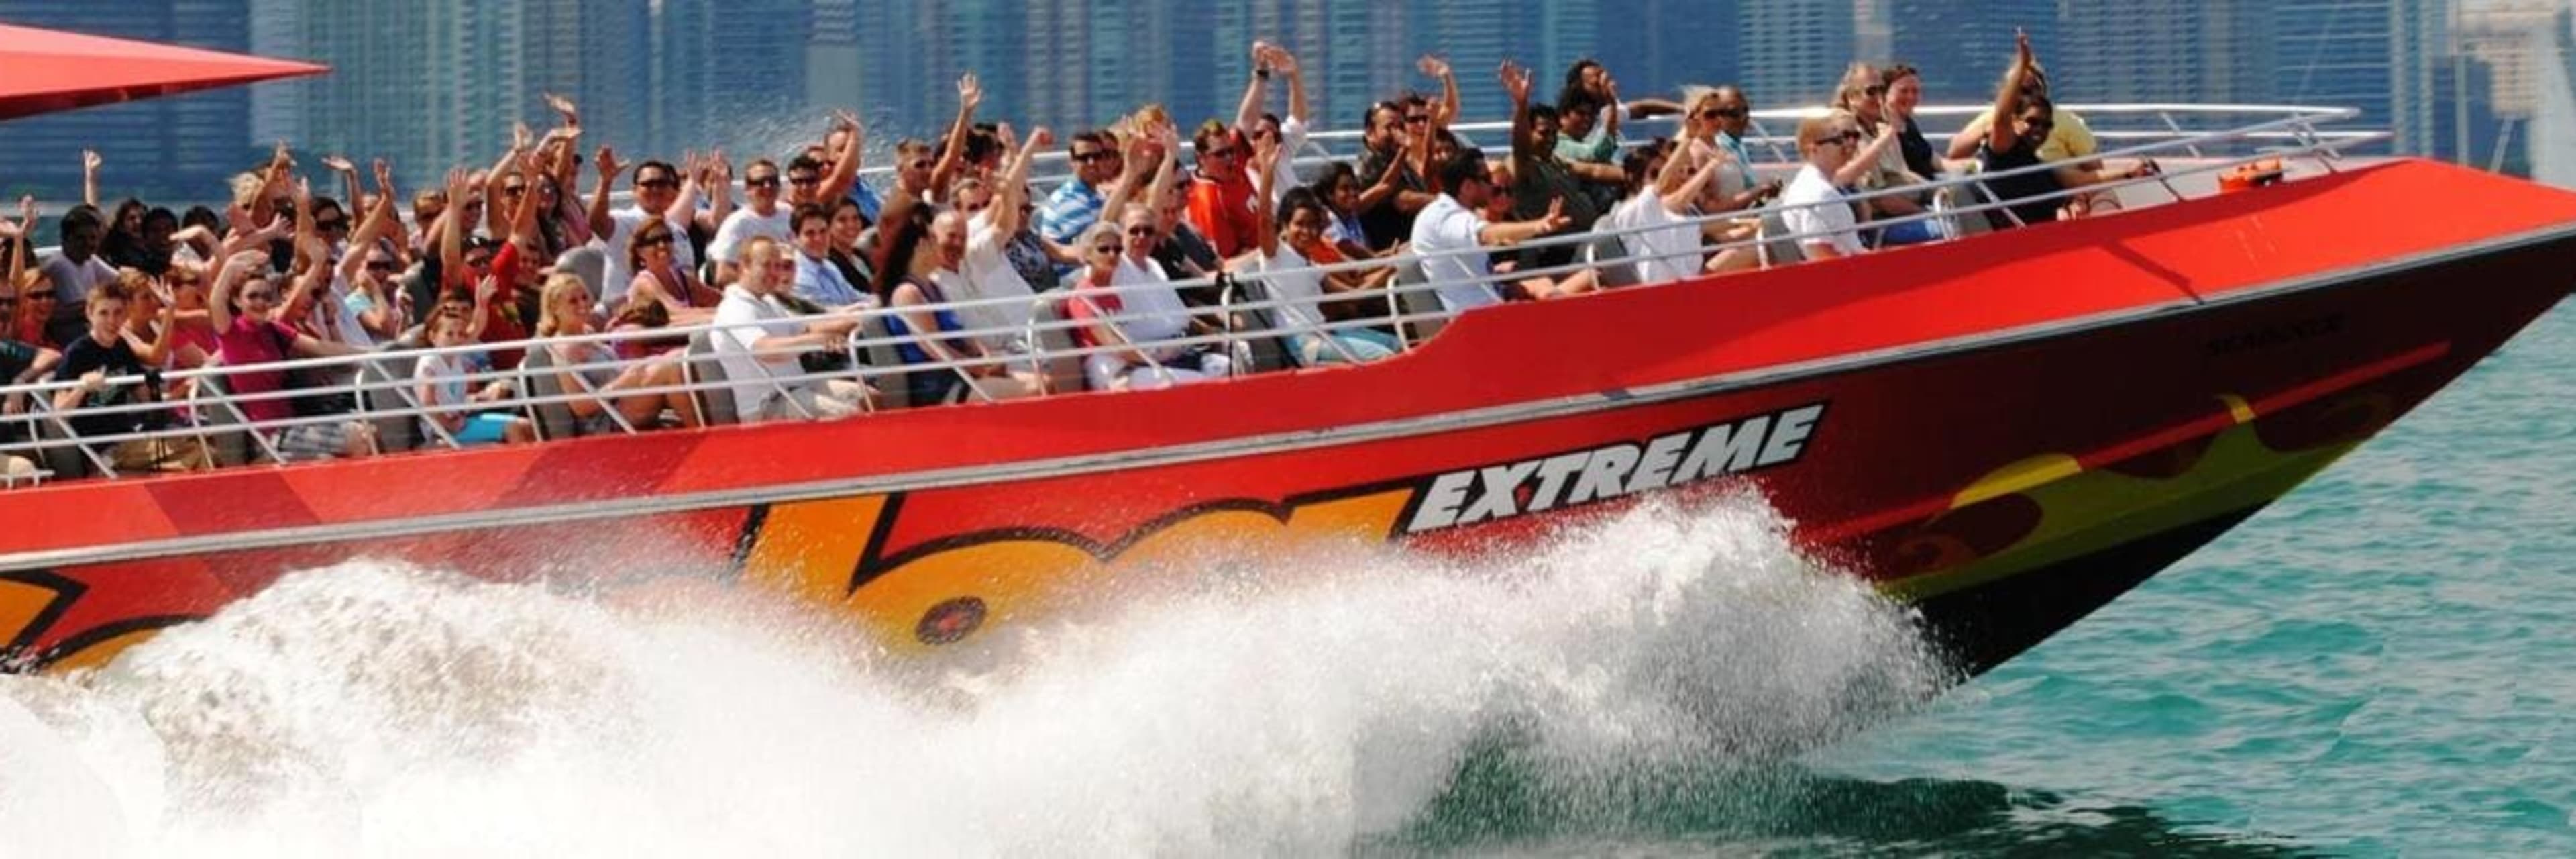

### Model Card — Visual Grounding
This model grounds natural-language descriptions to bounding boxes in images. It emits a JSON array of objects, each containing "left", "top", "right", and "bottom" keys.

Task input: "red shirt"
[
  {"left": 480, "top": 242, "right": 530, "bottom": 370},
  {"left": 215, "top": 315, "right": 298, "bottom": 422},
  {"left": 1185, "top": 174, "right": 1259, "bottom": 259}
]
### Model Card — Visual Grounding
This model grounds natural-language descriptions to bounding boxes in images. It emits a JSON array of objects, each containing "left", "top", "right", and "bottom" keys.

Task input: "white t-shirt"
[
  {"left": 706, "top": 205, "right": 792, "bottom": 266},
  {"left": 319, "top": 276, "right": 376, "bottom": 349},
  {"left": 1252, "top": 244, "right": 1329, "bottom": 331},
  {"left": 1250, "top": 115, "right": 1311, "bottom": 203},
  {"left": 925, "top": 213, "right": 1037, "bottom": 353},
  {"left": 1409, "top": 194, "right": 1499, "bottom": 312},
  {"left": 1612, "top": 191, "right": 1700, "bottom": 285},
  {"left": 40, "top": 254, "right": 117, "bottom": 306},
  {"left": 1778, "top": 164, "right": 1864, "bottom": 259},
  {"left": 414, "top": 352, "right": 469, "bottom": 438},
  {"left": 1108, "top": 256, "right": 1195, "bottom": 344},
  {"left": 712, "top": 284, "right": 808, "bottom": 421},
  {"left": 600, "top": 206, "right": 695, "bottom": 309}
]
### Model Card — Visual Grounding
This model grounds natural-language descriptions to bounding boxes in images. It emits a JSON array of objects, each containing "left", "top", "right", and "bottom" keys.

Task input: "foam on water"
[{"left": 0, "top": 495, "right": 1951, "bottom": 857}]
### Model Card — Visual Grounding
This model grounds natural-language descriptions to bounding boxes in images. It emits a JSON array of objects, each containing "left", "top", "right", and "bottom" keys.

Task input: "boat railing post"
[
  {"left": 2155, "top": 110, "right": 2205, "bottom": 159},
  {"left": 200, "top": 372, "right": 287, "bottom": 465},
  {"left": 555, "top": 352, "right": 647, "bottom": 433},
  {"left": 30, "top": 393, "right": 119, "bottom": 478}
]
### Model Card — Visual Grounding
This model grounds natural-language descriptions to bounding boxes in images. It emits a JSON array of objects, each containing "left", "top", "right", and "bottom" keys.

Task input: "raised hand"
[
  {"left": 1029, "top": 126, "right": 1055, "bottom": 151},
  {"left": 82, "top": 149, "right": 102, "bottom": 175},
  {"left": 2015, "top": 28, "right": 2033, "bottom": 68},
  {"left": 511, "top": 121, "right": 533, "bottom": 152},
  {"left": 270, "top": 139, "right": 294, "bottom": 172},
  {"left": 1417, "top": 54, "right": 1451, "bottom": 80},
  {"left": 543, "top": 91, "right": 581, "bottom": 127},
  {"left": 957, "top": 72, "right": 983, "bottom": 112},
  {"left": 1542, "top": 196, "right": 1567, "bottom": 232},
  {"left": 372, "top": 158, "right": 395, "bottom": 195},
  {"left": 1266, "top": 44, "right": 1300, "bottom": 76},
  {"left": 596, "top": 146, "right": 624, "bottom": 181},
  {"left": 13, "top": 195, "right": 32, "bottom": 230},
  {"left": 1499, "top": 60, "right": 1534, "bottom": 105},
  {"left": 443, "top": 166, "right": 472, "bottom": 201},
  {"left": 831, "top": 107, "right": 862, "bottom": 134},
  {"left": 321, "top": 154, "right": 356, "bottom": 173},
  {"left": 996, "top": 121, "right": 1019, "bottom": 154}
]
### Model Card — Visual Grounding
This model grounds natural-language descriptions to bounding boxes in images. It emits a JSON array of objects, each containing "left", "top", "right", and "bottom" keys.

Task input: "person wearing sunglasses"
[
  {"left": 1778, "top": 116, "right": 1872, "bottom": 262},
  {"left": 587, "top": 149, "right": 713, "bottom": 317},
  {"left": 0, "top": 288, "right": 62, "bottom": 423},
  {"left": 1679, "top": 85, "right": 1780, "bottom": 215},
  {"left": 710, "top": 158, "right": 796, "bottom": 286},
  {"left": 1975, "top": 30, "right": 2159, "bottom": 230},
  {"left": 1831, "top": 66, "right": 1937, "bottom": 248}
]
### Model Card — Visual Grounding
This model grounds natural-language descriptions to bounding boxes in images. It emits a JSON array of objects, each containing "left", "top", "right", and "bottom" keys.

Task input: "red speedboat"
[{"left": 2, "top": 79, "right": 2571, "bottom": 680}]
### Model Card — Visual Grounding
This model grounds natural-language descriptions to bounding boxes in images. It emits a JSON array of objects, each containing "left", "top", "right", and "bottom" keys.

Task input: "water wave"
[{"left": 0, "top": 495, "right": 1951, "bottom": 857}]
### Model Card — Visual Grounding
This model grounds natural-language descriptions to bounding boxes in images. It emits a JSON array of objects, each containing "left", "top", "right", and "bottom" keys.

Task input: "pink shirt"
[{"left": 216, "top": 315, "right": 298, "bottom": 421}]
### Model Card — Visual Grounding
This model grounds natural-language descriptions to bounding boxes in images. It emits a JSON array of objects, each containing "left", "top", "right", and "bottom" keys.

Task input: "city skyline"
[{"left": 1, "top": 0, "right": 2569, "bottom": 207}]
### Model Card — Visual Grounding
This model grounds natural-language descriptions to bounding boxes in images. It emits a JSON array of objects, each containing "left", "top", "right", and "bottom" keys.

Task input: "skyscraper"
[
  {"left": 1885, "top": 0, "right": 2058, "bottom": 103},
  {"left": 1739, "top": 0, "right": 1856, "bottom": 105},
  {"left": 2275, "top": 0, "right": 2449, "bottom": 154},
  {"left": 2051, "top": 1, "right": 2271, "bottom": 107}
]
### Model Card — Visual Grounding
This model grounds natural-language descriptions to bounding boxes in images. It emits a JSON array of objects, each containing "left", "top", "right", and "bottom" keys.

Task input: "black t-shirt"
[
  {"left": 1978, "top": 139, "right": 2063, "bottom": 230},
  {"left": 1898, "top": 117, "right": 1940, "bottom": 180},
  {"left": 51, "top": 334, "right": 158, "bottom": 437},
  {"left": 1355, "top": 149, "right": 1425, "bottom": 252},
  {"left": 0, "top": 338, "right": 38, "bottom": 381}
]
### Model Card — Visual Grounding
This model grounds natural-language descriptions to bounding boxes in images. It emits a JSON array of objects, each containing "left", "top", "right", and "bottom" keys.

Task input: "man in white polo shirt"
[
  {"left": 1778, "top": 115, "right": 1870, "bottom": 261},
  {"left": 1407, "top": 147, "right": 1582, "bottom": 313},
  {"left": 712, "top": 236, "right": 867, "bottom": 422}
]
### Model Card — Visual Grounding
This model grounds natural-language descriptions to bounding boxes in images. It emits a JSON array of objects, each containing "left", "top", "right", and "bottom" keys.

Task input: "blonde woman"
[{"left": 536, "top": 273, "right": 700, "bottom": 434}]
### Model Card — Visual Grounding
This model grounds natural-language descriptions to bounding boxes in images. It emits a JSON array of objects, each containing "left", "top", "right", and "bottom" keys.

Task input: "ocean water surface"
[{"left": 0, "top": 303, "right": 2565, "bottom": 856}]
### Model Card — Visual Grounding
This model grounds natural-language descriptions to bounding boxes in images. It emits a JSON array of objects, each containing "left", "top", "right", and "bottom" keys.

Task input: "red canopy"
[{"left": 0, "top": 23, "right": 326, "bottom": 121}]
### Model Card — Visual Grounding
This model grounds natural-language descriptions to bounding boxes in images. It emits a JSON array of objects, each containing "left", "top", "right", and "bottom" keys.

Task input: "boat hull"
[{"left": 3, "top": 160, "right": 2572, "bottom": 676}]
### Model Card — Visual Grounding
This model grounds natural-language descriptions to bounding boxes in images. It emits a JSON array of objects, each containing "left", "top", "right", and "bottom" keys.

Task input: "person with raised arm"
[
  {"left": 1242, "top": 136, "right": 1401, "bottom": 365},
  {"left": 876, "top": 206, "right": 1040, "bottom": 406},
  {"left": 1408, "top": 146, "right": 1591, "bottom": 313},
  {"left": 588, "top": 147, "right": 707, "bottom": 315},
  {"left": 441, "top": 168, "right": 528, "bottom": 370},
  {"left": 1779, "top": 115, "right": 1871, "bottom": 262},
  {"left": 1501, "top": 59, "right": 1619, "bottom": 270},
  {"left": 331, "top": 160, "right": 410, "bottom": 342},
  {"left": 208, "top": 227, "right": 378, "bottom": 462},
  {"left": 818, "top": 113, "right": 885, "bottom": 222},
  {"left": 928, "top": 72, "right": 983, "bottom": 203},
  {"left": 1610, "top": 138, "right": 1731, "bottom": 283},
  {"left": 1234, "top": 42, "right": 1312, "bottom": 203},
  {"left": 1677, "top": 86, "right": 1779, "bottom": 218},
  {"left": 928, "top": 124, "right": 1055, "bottom": 369},
  {"left": 1975, "top": 30, "right": 2160, "bottom": 230},
  {"left": 413, "top": 304, "right": 534, "bottom": 446}
]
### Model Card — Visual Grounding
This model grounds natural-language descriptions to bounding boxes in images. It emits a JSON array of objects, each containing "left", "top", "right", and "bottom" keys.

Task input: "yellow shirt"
[{"left": 1957, "top": 107, "right": 2097, "bottom": 162}]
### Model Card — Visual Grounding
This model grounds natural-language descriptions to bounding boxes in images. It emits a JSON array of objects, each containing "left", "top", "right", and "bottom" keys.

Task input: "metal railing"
[{"left": 0, "top": 103, "right": 2378, "bottom": 484}]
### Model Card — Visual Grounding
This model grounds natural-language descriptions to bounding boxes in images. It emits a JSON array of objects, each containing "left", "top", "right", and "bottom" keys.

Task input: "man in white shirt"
[
  {"left": 588, "top": 153, "right": 711, "bottom": 313},
  {"left": 1407, "top": 148, "right": 1582, "bottom": 313},
  {"left": 39, "top": 205, "right": 117, "bottom": 343},
  {"left": 1778, "top": 115, "right": 1870, "bottom": 261},
  {"left": 926, "top": 128, "right": 1053, "bottom": 364},
  {"left": 711, "top": 236, "right": 866, "bottom": 423},
  {"left": 708, "top": 158, "right": 794, "bottom": 285}
]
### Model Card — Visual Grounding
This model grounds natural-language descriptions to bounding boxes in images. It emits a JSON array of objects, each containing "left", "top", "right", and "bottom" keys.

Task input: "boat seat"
[
  {"left": 684, "top": 332, "right": 740, "bottom": 426},
  {"left": 515, "top": 348, "right": 582, "bottom": 441},
  {"left": 1223, "top": 276, "right": 1296, "bottom": 373},
  {"left": 1585, "top": 222, "right": 1640, "bottom": 288},
  {"left": 1026, "top": 291, "right": 1089, "bottom": 394},
  {"left": 857, "top": 314, "right": 910, "bottom": 411},
  {"left": 555, "top": 246, "right": 606, "bottom": 303},
  {"left": 356, "top": 351, "right": 421, "bottom": 453},
  {"left": 1390, "top": 260, "right": 1445, "bottom": 346},
  {"left": 1756, "top": 207, "right": 1807, "bottom": 268},
  {"left": 189, "top": 373, "right": 255, "bottom": 467},
  {"left": 30, "top": 403, "right": 91, "bottom": 481}
]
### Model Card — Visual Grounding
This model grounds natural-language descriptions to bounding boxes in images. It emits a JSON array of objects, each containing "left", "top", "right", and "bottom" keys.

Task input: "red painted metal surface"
[{"left": 0, "top": 23, "right": 325, "bottom": 121}]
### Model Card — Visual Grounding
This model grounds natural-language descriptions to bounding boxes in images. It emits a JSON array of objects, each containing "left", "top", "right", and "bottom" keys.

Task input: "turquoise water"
[{"left": 1819, "top": 299, "right": 2576, "bottom": 855}]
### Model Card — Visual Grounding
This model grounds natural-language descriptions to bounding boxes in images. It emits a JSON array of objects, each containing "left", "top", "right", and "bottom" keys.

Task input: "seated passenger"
[
  {"left": 535, "top": 273, "right": 702, "bottom": 433},
  {"left": 1974, "top": 32, "right": 2159, "bottom": 229},
  {"left": 1069, "top": 203, "right": 1234, "bottom": 391},
  {"left": 624, "top": 218, "right": 720, "bottom": 324},
  {"left": 207, "top": 251, "right": 379, "bottom": 461},
  {"left": 50, "top": 278, "right": 210, "bottom": 472},
  {"left": 1608, "top": 138, "right": 1729, "bottom": 283},
  {"left": 1242, "top": 140, "right": 1401, "bottom": 364},
  {"left": 712, "top": 236, "right": 870, "bottom": 422},
  {"left": 875, "top": 207, "right": 1044, "bottom": 405},
  {"left": 1407, "top": 148, "right": 1585, "bottom": 312},
  {"left": 413, "top": 307, "right": 534, "bottom": 446},
  {"left": 1778, "top": 116, "right": 1870, "bottom": 262}
]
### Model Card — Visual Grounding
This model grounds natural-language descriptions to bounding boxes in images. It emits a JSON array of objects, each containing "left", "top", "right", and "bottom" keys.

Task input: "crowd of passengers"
[{"left": 0, "top": 31, "right": 2159, "bottom": 480}]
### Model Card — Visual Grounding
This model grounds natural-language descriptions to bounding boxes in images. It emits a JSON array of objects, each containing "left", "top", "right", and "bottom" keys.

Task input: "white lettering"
[
  {"left": 1410, "top": 470, "right": 1477, "bottom": 532},
  {"left": 1757, "top": 405, "right": 1825, "bottom": 467},
  {"left": 1674, "top": 416, "right": 1770, "bottom": 483},
  {"left": 1567, "top": 444, "right": 1642, "bottom": 505},
  {"left": 1627, "top": 432, "right": 1693, "bottom": 494},
  {"left": 1457, "top": 460, "right": 1542, "bottom": 525},
  {"left": 1525, "top": 451, "right": 1594, "bottom": 513}
]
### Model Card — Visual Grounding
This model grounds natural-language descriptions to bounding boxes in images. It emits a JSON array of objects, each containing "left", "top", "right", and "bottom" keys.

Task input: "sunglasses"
[
  {"left": 1863, "top": 85, "right": 1886, "bottom": 97},
  {"left": 1071, "top": 150, "right": 1114, "bottom": 163},
  {"left": 1701, "top": 107, "right": 1749, "bottom": 119},
  {"left": 240, "top": 290, "right": 279, "bottom": 301},
  {"left": 1126, "top": 225, "right": 1156, "bottom": 238},
  {"left": 316, "top": 218, "right": 350, "bottom": 232},
  {"left": 638, "top": 178, "right": 680, "bottom": 189},
  {"left": 464, "top": 256, "right": 494, "bottom": 268},
  {"left": 501, "top": 185, "right": 527, "bottom": 197},
  {"left": 364, "top": 260, "right": 398, "bottom": 272},
  {"left": 765, "top": 259, "right": 797, "bottom": 272},
  {"left": 1089, "top": 244, "right": 1119, "bottom": 256},
  {"left": 746, "top": 176, "right": 781, "bottom": 189},
  {"left": 1825, "top": 130, "right": 1863, "bottom": 145},
  {"left": 906, "top": 159, "right": 934, "bottom": 171},
  {"left": 788, "top": 174, "right": 821, "bottom": 187},
  {"left": 26, "top": 290, "right": 58, "bottom": 301},
  {"left": 1203, "top": 147, "right": 1236, "bottom": 160}
]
